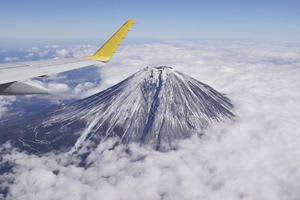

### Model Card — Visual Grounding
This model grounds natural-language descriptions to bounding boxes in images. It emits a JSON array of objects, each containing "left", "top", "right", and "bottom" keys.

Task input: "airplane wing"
[{"left": 0, "top": 19, "right": 136, "bottom": 95}]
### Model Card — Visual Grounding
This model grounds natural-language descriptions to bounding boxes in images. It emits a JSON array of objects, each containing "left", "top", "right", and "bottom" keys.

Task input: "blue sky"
[{"left": 0, "top": 0, "right": 300, "bottom": 41}]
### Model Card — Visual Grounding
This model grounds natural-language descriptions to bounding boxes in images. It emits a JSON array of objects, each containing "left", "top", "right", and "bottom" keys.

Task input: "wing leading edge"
[{"left": 0, "top": 19, "right": 136, "bottom": 95}]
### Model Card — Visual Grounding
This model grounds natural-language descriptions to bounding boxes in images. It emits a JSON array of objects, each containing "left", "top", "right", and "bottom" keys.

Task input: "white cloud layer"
[{"left": 1, "top": 40, "right": 300, "bottom": 200}]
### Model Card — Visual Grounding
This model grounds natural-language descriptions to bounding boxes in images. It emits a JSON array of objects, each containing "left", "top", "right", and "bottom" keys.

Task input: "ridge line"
[{"left": 141, "top": 69, "right": 163, "bottom": 142}]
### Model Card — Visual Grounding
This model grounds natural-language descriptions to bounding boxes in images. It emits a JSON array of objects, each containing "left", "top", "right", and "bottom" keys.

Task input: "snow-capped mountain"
[{"left": 0, "top": 66, "right": 234, "bottom": 152}]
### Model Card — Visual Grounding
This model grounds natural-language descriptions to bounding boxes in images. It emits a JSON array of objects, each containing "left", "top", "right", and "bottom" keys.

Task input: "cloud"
[
  {"left": 24, "top": 52, "right": 34, "bottom": 58},
  {"left": 27, "top": 47, "right": 39, "bottom": 53},
  {"left": 55, "top": 49, "right": 69, "bottom": 57},
  {"left": 3, "top": 57, "right": 19, "bottom": 62},
  {"left": 73, "top": 82, "right": 96, "bottom": 95},
  {"left": 1, "top": 40, "right": 300, "bottom": 199},
  {"left": 54, "top": 45, "right": 95, "bottom": 59},
  {"left": 0, "top": 96, "right": 16, "bottom": 119},
  {"left": 38, "top": 50, "right": 50, "bottom": 57}
]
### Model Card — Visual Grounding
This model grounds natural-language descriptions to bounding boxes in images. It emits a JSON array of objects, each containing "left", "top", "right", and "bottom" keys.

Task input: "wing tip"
[
  {"left": 84, "top": 19, "right": 136, "bottom": 62},
  {"left": 127, "top": 19, "right": 136, "bottom": 24}
]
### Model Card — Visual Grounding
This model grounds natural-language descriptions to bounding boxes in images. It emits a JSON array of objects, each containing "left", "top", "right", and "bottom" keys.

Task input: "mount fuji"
[{"left": 0, "top": 66, "right": 234, "bottom": 152}]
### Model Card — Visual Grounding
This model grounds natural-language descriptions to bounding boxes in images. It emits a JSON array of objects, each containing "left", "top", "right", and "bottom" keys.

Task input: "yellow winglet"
[{"left": 84, "top": 19, "right": 136, "bottom": 62}]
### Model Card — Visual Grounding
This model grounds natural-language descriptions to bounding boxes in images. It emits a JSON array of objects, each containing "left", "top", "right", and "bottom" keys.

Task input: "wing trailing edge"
[{"left": 0, "top": 81, "right": 48, "bottom": 95}]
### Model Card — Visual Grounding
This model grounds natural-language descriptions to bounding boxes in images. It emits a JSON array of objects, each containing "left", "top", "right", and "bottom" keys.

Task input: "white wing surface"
[{"left": 0, "top": 58, "right": 99, "bottom": 85}]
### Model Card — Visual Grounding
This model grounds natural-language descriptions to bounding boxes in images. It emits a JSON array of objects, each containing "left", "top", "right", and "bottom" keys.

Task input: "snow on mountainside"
[{"left": 0, "top": 66, "right": 234, "bottom": 152}]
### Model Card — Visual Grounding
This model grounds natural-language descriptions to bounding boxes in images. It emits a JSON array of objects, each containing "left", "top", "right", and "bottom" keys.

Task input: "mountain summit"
[{"left": 1, "top": 66, "right": 234, "bottom": 152}]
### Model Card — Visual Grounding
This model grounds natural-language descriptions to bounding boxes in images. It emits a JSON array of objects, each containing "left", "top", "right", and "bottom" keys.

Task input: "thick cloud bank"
[{"left": 1, "top": 40, "right": 300, "bottom": 200}]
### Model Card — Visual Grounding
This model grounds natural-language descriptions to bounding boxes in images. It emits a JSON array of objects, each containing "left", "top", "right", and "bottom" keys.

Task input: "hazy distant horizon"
[{"left": 1, "top": 0, "right": 299, "bottom": 41}]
